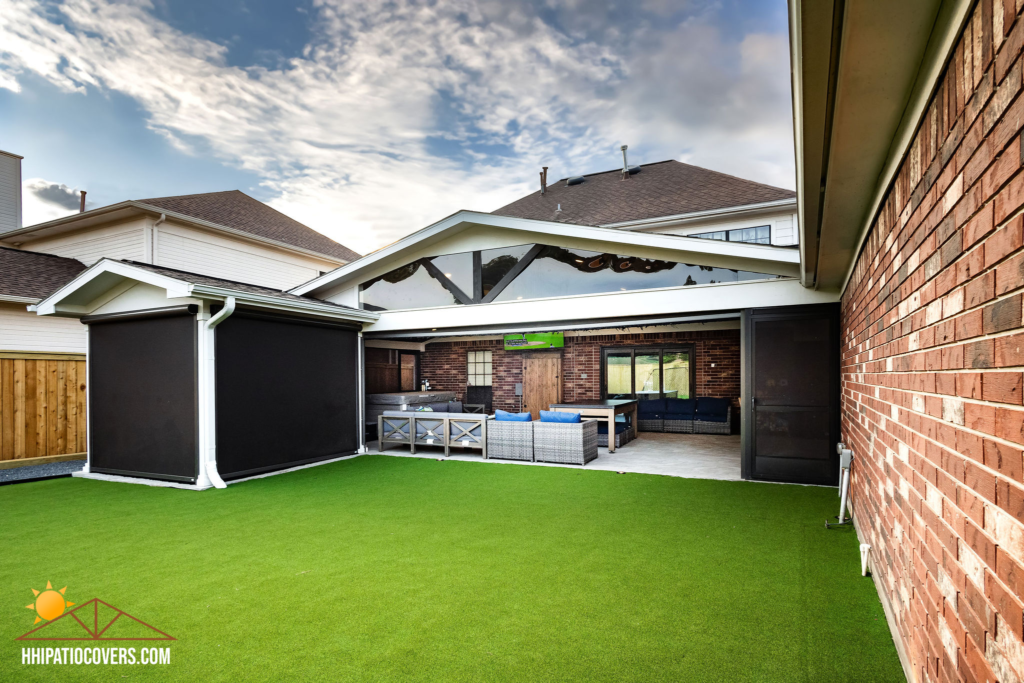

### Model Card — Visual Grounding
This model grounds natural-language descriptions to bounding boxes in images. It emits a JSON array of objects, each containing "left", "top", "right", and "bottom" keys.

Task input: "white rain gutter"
[{"left": 203, "top": 296, "right": 235, "bottom": 489}]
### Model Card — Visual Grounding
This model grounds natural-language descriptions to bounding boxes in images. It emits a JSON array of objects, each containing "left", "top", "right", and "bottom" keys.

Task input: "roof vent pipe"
[
  {"left": 620, "top": 145, "right": 629, "bottom": 180},
  {"left": 79, "top": 190, "right": 86, "bottom": 213},
  {"left": 540, "top": 166, "right": 548, "bottom": 195}
]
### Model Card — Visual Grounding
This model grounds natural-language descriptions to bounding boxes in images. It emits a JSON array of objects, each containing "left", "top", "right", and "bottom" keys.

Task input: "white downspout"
[{"left": 202, "top": 296, "right": 235, "bottom": 489}]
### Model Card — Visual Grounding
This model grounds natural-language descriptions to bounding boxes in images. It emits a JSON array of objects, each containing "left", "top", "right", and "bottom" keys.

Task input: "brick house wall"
[
  {"left": 419, "top": 329, "right": 740, "bottom": 413},
  {"left": 841, "top": 2, "right": 1024, "bottom": 681}
]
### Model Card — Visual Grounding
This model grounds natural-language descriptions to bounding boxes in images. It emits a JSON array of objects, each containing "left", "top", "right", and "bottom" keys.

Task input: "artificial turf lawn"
[{"left": 1, "top": 455, "right": 902, "bottom": 682}]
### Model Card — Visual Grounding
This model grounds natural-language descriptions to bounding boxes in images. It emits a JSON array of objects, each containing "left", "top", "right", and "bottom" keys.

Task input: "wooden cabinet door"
[{"left": 522, "top": 353, "right": 561, "bottom": 420}]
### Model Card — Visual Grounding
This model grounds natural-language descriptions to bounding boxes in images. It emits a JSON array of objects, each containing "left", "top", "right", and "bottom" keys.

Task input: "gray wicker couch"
[
  {"left": 533, "top": 420, "right": 599, "bottom": 466},
  {"left": 486, "top": 420, "right": 534, "bottom": 461}
]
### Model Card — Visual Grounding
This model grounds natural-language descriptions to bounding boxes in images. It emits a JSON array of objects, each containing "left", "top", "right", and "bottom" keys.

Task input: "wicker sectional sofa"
[
  {"left": 485, "top": 417, "right": 599, "bottom": 466},
  {"left": 636, "top": 397, "right": 733, "bottom": 435}
]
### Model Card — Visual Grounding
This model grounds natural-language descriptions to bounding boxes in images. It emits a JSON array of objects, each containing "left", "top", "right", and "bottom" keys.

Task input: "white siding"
[
  {"left": 91, "top": 283, "right": 202, "bottom": 316},
  {"left": 0, "top": 152, "right": 22, "bottom": 233},
  {"left": 154, "top": 222, "right": 332, "bottom": 290},
  {"left": 27, "top": 220, "right": 146, "bottom": 265},
  {"left": 0, "top": 303, "right": 86, "bottom": 353},
  {"left": 772, "top": 215, "right": 798, "bottom": 246}
]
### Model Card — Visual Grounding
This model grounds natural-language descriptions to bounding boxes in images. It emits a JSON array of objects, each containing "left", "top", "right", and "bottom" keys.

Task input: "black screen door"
[{"left": 743, "top": 305, "right": 839, "bottom": 485}]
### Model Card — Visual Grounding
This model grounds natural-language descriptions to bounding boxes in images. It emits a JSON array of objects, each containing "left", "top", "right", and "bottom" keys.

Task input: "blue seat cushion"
[
  {"left": 539, "top": 410, "right": 581, "bottom": 423},
  {"left": 597, "top": 422, "right": 629, "bottom": 435},
  {"left": 664, "top": 398, "right": 696, "bottom": 418},
  {"left": 637, "top": 398, "right": 667, "bottom": 417},
  {"left": 695, "top": 397, "right": 731, "bottom": 421},
  {"left": 495, "top": 409, "right": 532, "bottom": 422},
  {"left": 447, "top": 400, "right": 464, "bottom": 413}
]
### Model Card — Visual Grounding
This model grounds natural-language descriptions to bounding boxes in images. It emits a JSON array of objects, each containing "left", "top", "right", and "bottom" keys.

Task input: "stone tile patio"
[{"left": 368, "top": 431, "right": 741, "bottom": 481}]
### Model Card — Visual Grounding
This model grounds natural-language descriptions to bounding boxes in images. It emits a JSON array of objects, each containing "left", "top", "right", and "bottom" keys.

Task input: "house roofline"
[
  {"left": 598, "top": 198, "right": 798, "bottom": 230},
  {"left": 290, "top": 210, "right": 802, "bottom": 297},
  {"left": 35, "top": 258, "right": 379, "bottom": 322},
  {"left": 0, "top": 201, "right": 350, "bottom": 266}
]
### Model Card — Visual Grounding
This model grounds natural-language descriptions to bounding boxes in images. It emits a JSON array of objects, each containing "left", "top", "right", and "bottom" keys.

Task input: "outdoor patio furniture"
[
  {"left": 597, "top": 418, "right": 634, "bottom": 448},
  {"left": 486, "top": 420, "right": 534, "bottom": 461},
  {"left": 548, "top": 400, "right": 637, "bottom": 453},
  {"left": 664, "top": 398, "right": 696, "bottom": 433},
  {"left": 378, "top": 412, "right": 414, "bottom": 452},
  {"left": 446, "top": 414, "right": 490, "bottom": 457},
  {"left": 693, "top": 398, "right": 732, "bottom": 434},
  {"left": 463, "top": 404, "right": 486, "bottom": 414},
  {"left": 637, "top": 398, "right": 666, "bottom": 432},
  {"left": 533, "top": 419, "right": 599, "bottom": 466}
]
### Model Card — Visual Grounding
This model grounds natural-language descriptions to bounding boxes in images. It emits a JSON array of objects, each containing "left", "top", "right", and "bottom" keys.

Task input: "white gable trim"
[
  {"left": 291, "top": 210, "right": 802, "bottom": 297},
  {"left": 35, "top": 258, "right": 379, "bottom": 322}
]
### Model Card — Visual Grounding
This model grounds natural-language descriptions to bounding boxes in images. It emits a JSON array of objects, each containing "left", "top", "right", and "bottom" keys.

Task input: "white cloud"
[
  {"left": 0, "top": 0, "right": 794, "bottom": 254},
  {"left": 22, "top": 177, "right": 85, "bottom": 224}
]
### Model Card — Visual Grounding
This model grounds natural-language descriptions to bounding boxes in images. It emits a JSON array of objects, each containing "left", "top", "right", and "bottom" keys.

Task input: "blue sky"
[{"left": 0, "top": 0, "right": 793, "bottom": 255}]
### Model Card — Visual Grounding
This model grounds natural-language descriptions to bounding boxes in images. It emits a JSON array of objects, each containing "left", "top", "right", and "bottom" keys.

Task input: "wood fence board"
[
  {"left": 13, "top": 359, "right": 25, "bottom": 459},
  {"left": 25, "top": 360, "right": 37, "bottom": 459},
  {"left": 66, "top": 362, "right": 77, "bottom": 455},
  {"left": 1, "top": 360, "right": 13, "bottom": 459}
]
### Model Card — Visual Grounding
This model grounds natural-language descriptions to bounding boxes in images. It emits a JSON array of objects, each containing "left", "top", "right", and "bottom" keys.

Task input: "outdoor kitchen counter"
[{"left": 548, "top": 400, "right": 638, "bottom": 453}]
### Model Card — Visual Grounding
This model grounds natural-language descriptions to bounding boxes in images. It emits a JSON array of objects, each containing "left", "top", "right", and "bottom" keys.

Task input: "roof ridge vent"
[{"left": 566, "top": 176, "right": 585, "bottom": 186}]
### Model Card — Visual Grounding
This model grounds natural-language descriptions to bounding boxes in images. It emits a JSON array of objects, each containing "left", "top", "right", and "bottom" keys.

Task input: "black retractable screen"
[
  {"left": 88, "top": 310, "right": 198, "bottom": 482},
  {"left": 742, "top": 303, "right": 839, "bottom": 485},
  {"left": 215, "top": 311, "right": 359, "bottom": 479}
]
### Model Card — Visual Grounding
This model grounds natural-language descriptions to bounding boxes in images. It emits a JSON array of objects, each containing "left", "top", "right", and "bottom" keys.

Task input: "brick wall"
[
  {"left": 419, "top": 329, "right": 740, "bottom": 413},
  {"left": 841, "top": 2, "right": 1024, "bottom": 681}
]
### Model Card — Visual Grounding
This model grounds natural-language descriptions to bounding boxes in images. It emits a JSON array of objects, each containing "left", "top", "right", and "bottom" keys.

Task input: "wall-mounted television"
[{"left": 503, "top": 332, "right": 564, "bottom": 351}]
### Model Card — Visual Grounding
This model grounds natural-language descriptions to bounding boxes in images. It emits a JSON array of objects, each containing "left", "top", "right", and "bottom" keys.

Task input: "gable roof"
[
  {"left": 119, "top": 260, "right": 360, "bottom": 309},
  {"left": 35, "top": 258, "right": 379, "bottom": 323},
  {"left": 137, "top": 191, "right": 361, "bottom": 262},
  {"left": 291, "top": 210, "right": 801, "bottom": 298},
  {"left": 0, "top": 246, "right": 86, "bottom": 302},
  {"left": 492, "top": 160, "right": 796, "bottom": 227}
]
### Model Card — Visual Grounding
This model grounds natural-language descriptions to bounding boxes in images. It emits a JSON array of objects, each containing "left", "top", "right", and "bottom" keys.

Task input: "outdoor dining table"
[{"left": 548, "top": 399, "right": 638, "bottom": 453}]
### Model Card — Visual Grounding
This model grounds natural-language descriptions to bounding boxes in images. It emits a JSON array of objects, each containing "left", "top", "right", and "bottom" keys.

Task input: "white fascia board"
[
  {"left": 35, "top": 259, "right": 191, "bottom": 316},
  {"left": 361, "top": 277, "right": 837, "bottom": 334},
  {"left": 188, "top": 284, "right": 378, "bottom": 322},
  {"left": 365, "top": 339, "right": 427, "bottom": 352},
  {"left": 0, "top": 294, "right": 41, "bottom": 305},
  {"left": 597, "top": 198, "right": 798, "bottom": 230},
  {"left": 292, "top": 210, "right": 801, "bottom": 296}
]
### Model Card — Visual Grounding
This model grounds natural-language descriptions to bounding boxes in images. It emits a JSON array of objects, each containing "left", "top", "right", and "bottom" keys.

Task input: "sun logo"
[{"left": 26, "top": 582, "right": 74, "bottom": 624}]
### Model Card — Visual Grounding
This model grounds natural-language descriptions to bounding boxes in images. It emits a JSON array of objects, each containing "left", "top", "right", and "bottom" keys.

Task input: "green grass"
[{"left": 0, "top": 455, "right": 902, "bottom": 682}]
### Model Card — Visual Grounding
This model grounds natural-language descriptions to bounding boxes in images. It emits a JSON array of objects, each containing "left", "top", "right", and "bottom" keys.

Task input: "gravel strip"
[{"left": 0, "top": 460, "right": 86, "bottom": 483}]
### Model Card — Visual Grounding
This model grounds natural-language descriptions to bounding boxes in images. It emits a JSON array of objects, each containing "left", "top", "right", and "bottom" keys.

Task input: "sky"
[{"left": 0, "top": 0, "right": 794, "bottom": 256}]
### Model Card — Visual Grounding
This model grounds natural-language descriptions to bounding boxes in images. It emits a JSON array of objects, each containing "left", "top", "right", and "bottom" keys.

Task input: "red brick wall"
[
  {"left": 841, "top": 2, "right": 1024, "bottom": 681},
  {"left": 419, "top": 329, "right": 740, "bottom": 413}
]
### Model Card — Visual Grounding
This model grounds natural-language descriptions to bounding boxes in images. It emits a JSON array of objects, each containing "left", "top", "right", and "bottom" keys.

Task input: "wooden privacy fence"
[{"left": 0, "top": 355, "right": 87, "bottom": 463}]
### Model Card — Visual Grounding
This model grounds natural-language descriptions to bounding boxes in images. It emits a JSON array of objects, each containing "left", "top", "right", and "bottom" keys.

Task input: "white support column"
[
  {"left": 195, "top": 299, "right": 231, "bottom": 489},
  {"left": 357, "top": 331, "right": 368, "bottom": 454},
  {"left": 195, "top": 303, "right": 214, "bottom": 489}
]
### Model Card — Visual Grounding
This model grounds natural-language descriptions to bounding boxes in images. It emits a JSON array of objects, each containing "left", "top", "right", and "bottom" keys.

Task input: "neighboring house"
[
  {"left": 0, "top": 153, "right": 360, "bottom": 466},
  {"left": 493, "top": 159, "right": 799, "bottom": 247}
]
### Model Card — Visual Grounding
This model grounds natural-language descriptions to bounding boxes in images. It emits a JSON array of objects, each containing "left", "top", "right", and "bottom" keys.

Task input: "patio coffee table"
[{"left": 549, "top": 400, "right": 638, "bottom": 453}]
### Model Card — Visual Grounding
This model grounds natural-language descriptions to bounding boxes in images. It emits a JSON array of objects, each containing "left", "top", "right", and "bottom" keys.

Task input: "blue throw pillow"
[
  {"left": 495, "top": 409, "right": 532, "bottom": 422},
  {"left": 539, "top": 410, "right": 581, "bottom": 423}
]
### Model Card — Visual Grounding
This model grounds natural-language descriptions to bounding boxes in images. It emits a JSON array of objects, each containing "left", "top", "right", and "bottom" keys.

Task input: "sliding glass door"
[{"left": 602, "top": 346, "right": 695, "bottom": 400}]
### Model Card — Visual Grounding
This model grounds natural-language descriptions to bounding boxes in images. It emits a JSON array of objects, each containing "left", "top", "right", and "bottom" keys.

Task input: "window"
[
  {"left": 468, "top": 350, "right": 492, "bottom": 386},
  {"left": 603, "top": 347, "right": 693, "bottom": 400},
  {"left": 691, "top": 225, "right": 771, "bottom": 245}
]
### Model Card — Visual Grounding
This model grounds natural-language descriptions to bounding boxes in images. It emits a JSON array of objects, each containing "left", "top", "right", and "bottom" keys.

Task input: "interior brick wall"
[
  {"left": 841, "top": 2, "right": 1024, "bottom": 681},
  {"left": 419, "top": 329, "right": 740, "bottom": 414}
]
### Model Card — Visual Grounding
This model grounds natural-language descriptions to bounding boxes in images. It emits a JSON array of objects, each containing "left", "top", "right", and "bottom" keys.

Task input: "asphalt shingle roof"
[
  {"left": 492, "top": 159, "right": 796, "bottom": 226},
  {"left": 0, "top": 247, "right": 87, "bottom": 300},
  {"left": 120, "top": 261, "right": 359, "bottom": 310},
  {"left": 137, "top": 190, "right": 361, "bottom": 263}
]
